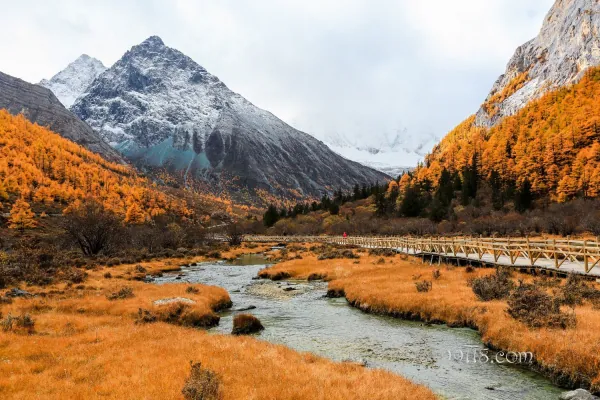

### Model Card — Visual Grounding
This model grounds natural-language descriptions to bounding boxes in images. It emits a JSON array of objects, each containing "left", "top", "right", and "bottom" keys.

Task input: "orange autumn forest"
[
  {"left": 0, "top": 110, "right": 192, "bottom": 222},
  {"left": 414, "top": 68, "right": 600, "bottom": 202}
]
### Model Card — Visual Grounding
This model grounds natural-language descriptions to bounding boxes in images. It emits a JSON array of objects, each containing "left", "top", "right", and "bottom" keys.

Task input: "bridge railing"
[{"left": 244, "top": 235, "right": 600, "bottom": 275}]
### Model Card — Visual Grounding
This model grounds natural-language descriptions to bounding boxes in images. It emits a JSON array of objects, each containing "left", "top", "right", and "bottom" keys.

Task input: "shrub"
[
  {"left": 375, "top": 257, "right": 386, "bottom": 265},
  {"left": 368, "top": 248, "right": 396, "bottom": 257},
  {"left": 106, "top": 287, "right": 134, "bottom": 301},
  {"left": 415, "top": 281, "right": 432, "bottom": 293},
  {"left": 103, "top": 272, "right": 112, "bottom": 279},
  {"left": 135, "top": 308, "right": 157, "bottom": 324},
  {"left": 64, "top": 268, "right": 87, "bottom": 284},
  {"left": 465, "top": 266, "right": 475, "bottom": 273},
  {"left": 469, "top": 268, "right": 514, "bottom": 301},
  {"left": 507, "top": 284, "right": 576, "bottom": 329},
  {"left": 559, "top": 275, "right": 600, "bottom": 307},
  {"left": 1, "top": 313, "right": 35, "bottom": 334},
  {"left": 231, "top": 314, "right": 264, "bottom": 335},
  {"left": 135, "top": 265, "right": 147, "bottom": 273},
  {"left": 533, "top": 276, "right": 561, "bottom": 288},
  {"left": 106, "top": 258, "right": 122, "bottom": 267},
  {"left": 182, "top": 361, "right": 221, "bottom": 400},
  {"left": 317, "top": 249, "right": 358, "bottom": 260},
  {"left": 432, "top": 269, "right": 441, "bottom": 280},
  {"left": 186, "top": 286, "right": 200, "bottom": 294}
]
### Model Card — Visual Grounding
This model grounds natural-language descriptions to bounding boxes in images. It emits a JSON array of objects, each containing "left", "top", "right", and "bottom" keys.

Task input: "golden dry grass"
[
  {"left": 259, "top": 248, "right": 600, "bottom": 391},
  {"left": 0, "top": 256, "right": 436, "bottom": 399}
]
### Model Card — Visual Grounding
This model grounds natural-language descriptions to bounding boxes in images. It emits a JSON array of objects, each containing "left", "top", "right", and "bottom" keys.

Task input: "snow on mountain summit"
[
  {"left": 317, "top": 129, "right": 439, "bottom": 176},
  {"left": 39, "top": 54, "right": 106, "bottom": 108},
  {"left": 71, "top": 36, "right": 389, "bottom": 197}
]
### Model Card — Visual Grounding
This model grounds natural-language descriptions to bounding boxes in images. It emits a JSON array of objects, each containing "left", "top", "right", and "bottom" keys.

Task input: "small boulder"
[
  {"left": 560, "top": 389, "right": 600, "bottom": 400},
  {"left": 5, "top": 288, "right": 33, "bottom": 298},
  {"left": 232, "top": 314, "right": 264, "bottom": 335}
]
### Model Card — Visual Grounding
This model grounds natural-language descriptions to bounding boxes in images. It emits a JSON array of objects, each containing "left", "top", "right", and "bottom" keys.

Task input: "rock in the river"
[{"left": 560, "top": 389, "right": 600, "bottom": 400}]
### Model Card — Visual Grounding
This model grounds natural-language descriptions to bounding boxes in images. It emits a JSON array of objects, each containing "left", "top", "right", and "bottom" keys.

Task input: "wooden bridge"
[{"left": 244, "top": 235, "right": 600, "bottom": 278}]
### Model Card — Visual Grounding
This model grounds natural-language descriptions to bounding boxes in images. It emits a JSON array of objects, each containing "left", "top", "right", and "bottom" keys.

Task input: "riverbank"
[
  {"left": 0, "top": 253, "right": 436, "bottom": 399},
  {"left": 257, "top": 244, "right": 600, "bottom": 393}
]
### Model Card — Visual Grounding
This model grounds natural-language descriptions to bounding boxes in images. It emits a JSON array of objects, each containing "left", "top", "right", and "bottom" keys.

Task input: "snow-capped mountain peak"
[
  {"left": 71, "top": 36, "right": 389, "bottom": 198},
  {"left": 39, "top": 54, "right": 106, "bottom": 108}
]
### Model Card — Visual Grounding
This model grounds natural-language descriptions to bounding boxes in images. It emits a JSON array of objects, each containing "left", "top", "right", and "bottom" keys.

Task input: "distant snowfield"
[
  {"left": 325, "top": 144, "right": 420, "bottom": 177},
  {"left": 316, "top": 130, "right": 439, "bottom": 177}
]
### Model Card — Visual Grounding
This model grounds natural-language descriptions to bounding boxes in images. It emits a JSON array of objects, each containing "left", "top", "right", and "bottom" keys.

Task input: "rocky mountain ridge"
[
  {"left": 476, "top": 0, "right": 600, "bottom": 127},
  {"left": 0, "top": 70, "right": 123, "bottom": 163},
  {"left": 71, "top": 36, "right": 388, "bottom": 197}
]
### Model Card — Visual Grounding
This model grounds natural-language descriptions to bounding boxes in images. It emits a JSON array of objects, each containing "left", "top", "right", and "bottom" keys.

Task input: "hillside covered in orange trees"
[
  {"left": 416, "top": 67, "right": 600, "bottom": 202},
  {"left": 0, "top": 110, "right": 192, "bottom": 222}
]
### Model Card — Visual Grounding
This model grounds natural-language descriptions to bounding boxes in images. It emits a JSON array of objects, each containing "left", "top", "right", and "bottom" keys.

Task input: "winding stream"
[{"left": 155, "top": 255, "right": 563, "bottom": 400}]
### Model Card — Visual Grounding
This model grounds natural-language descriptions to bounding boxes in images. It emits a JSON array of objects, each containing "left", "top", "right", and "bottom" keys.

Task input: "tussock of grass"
[
  {"left": 106, "top": 286, "right": 134, "bottom": 301},
  {"left": 231, "top": 314, "right": 264, "bottom": 335},
  {"left": 415, "top": 281, "right": 432, "bottom": 293},
  {"left": 1, "top": 312, "right": 35, "bottom": 334},
  {"left": 137, "top": 302, "right": 221, "bottom": 329},
  {"left": 182, "top": 361, "right": 221, "bottom": 400}
]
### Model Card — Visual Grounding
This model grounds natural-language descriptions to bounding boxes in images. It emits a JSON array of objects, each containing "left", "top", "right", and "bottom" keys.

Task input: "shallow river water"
[{"left": 155, "top": 255, "right": 563, "bottom": 400}]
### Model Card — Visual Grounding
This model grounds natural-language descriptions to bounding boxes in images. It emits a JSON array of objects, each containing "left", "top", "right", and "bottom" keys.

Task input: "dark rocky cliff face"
[
  {"left": 0, "top": 71, "right": 123, "bottom": 163},
  {"left": 72, "top": 36, "right": 389, "bottom": 197}
]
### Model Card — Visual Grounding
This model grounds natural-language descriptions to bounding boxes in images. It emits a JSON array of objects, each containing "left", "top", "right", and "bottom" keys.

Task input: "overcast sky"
[{"left": 1, "top": 0, "right": 555, "bottom": 147}]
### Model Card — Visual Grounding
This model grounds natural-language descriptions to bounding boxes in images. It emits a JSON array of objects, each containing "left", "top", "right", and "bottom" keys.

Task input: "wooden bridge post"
[
  {"left": 553, "top": 239, "right": 558, "bottom": 269},
  {"left": 584, "top": 240, "right": 589, "bottom": 273},
  {"left": 526, "top": 236, "right": 533, "bottom": 266}
]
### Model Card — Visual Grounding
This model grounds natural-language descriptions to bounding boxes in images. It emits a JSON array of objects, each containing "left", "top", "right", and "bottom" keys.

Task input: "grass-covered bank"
[
  {"left": 257, "top": 244, "right": 600, "bottom": 393},
  {"left": 0, "top": 252, "right": 436, "bottom": 399}
]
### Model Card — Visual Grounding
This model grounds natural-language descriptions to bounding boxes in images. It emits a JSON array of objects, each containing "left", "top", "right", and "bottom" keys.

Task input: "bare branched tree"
[
  {"left": 62, "top": 199, "right": 122, "bottom": 256},
  {"left": 224, "top": 223, "right": 243, "bottom": 246}
]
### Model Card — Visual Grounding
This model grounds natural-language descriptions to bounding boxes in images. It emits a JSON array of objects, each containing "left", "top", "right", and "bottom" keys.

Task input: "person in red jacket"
[{"left": 343, "top": 232, "right": 348, "bottom": 238}]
